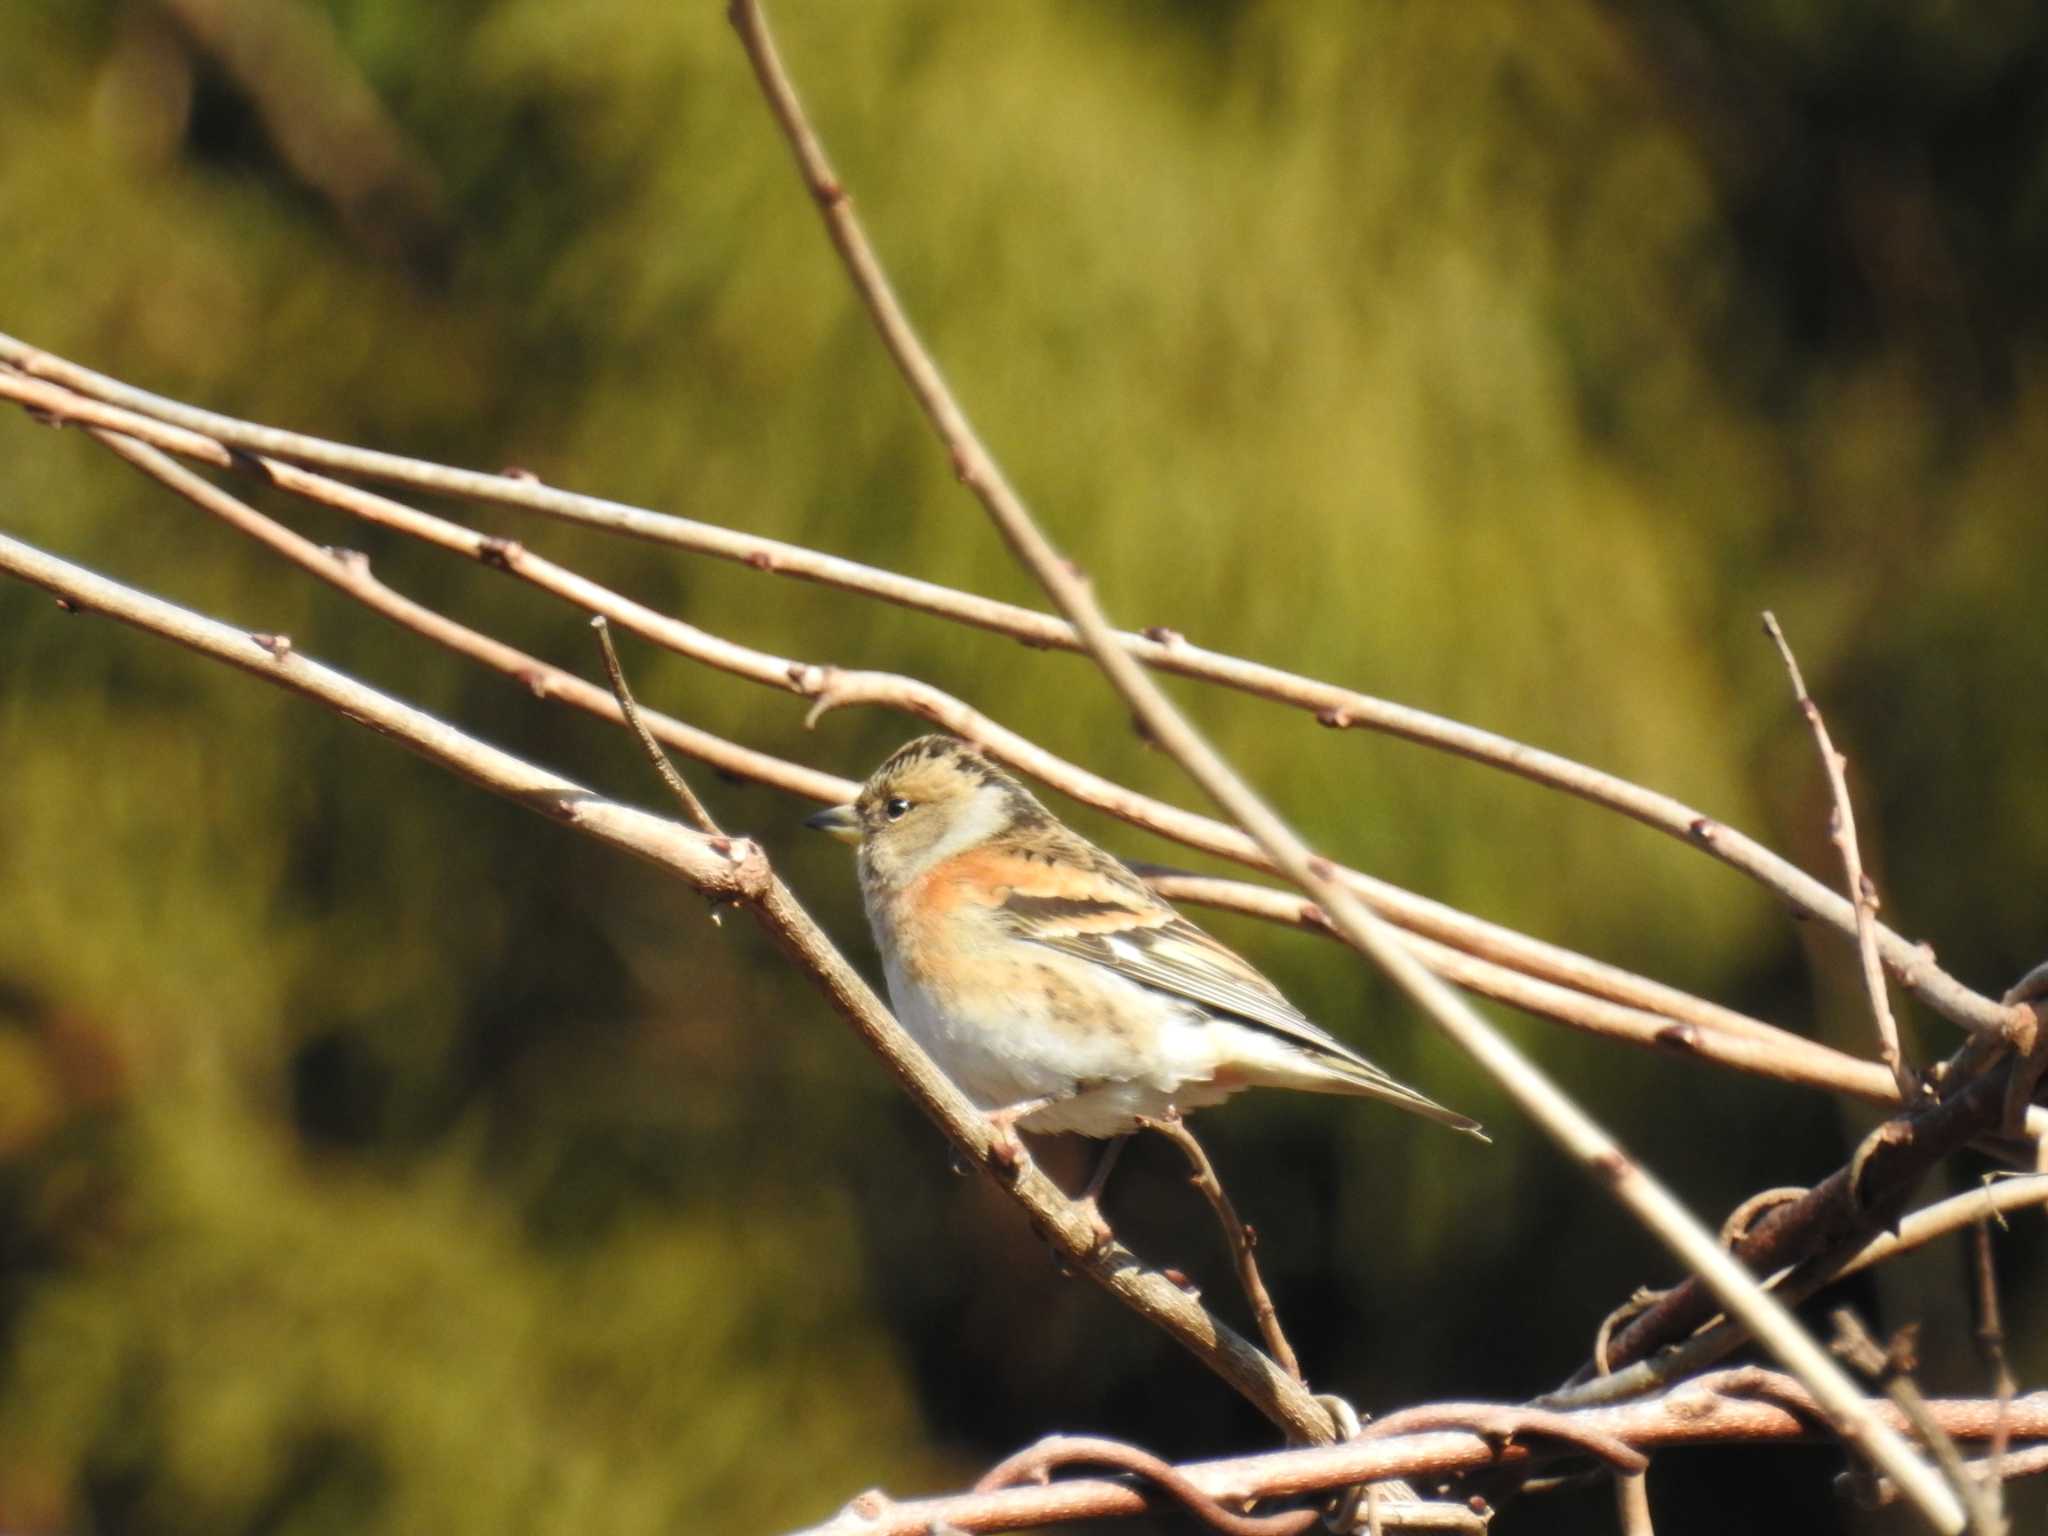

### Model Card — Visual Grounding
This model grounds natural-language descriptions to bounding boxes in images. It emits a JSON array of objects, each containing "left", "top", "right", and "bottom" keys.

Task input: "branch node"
[
  {"left": 477, "top": 535, "right": 523, "bottom": 569},
  {"left": 250, "top": 631, "right": 292, "bottom": 658},
  {"left": 1653, "top": 1022, "right": 1702, "bottom": 1054},
  {"left": 1590, "top": 1149, "right": 1632, "bottom": 1187}
]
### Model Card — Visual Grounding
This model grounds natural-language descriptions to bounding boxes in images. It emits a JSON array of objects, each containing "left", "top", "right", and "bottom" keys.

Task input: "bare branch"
[
  {"left": 591, "top": 615, "right": 723, "bottom": 836},
  {"left": 1141, "top": 1112, "right": 1303, "bottom": 1385},
  {"left": 1972, "top": 1216, "right": 2017, "bottom": 1526},
  {"left": 1764, "top": 612, "right": 1918, "bottom": 1101}
]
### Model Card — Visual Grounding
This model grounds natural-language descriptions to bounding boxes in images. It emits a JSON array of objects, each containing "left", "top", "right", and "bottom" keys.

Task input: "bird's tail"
[{"left": 1319, "top": 1056, "right": 1488, "bottom": 1142}]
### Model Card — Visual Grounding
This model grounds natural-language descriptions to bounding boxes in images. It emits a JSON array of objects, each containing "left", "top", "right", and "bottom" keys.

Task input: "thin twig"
[
  {"left": 1856, "top": 1446, "right": 2048, "bottom": 1514},
  {"left": 1614, "top": 1471, "right": 1654, "bottom": 1536},
  {"left": 1972, "top": 1218, "right": 2016, "bottom": 1523},
  {"left": 1764, "top": 612, "right": 1917, "bottom": 1102},
  {"left": 1831, "top": 1310, "right": 2002, "bottom": 1534},
  {"left": 0, "top": 340, "right": 2025, "bottom": 1042},
  {"left": 0, "top": 530, "right": 1333, "bottom": 1445},
  {"left": 1141, "top": 1112, "right": 1303, "bottom": 1385},
  {"left": 591, "top": 616, "right": 722, "bottom": 835},
  {"left": 729, "top": 4, "right": 1969, "bottom": 1524}
]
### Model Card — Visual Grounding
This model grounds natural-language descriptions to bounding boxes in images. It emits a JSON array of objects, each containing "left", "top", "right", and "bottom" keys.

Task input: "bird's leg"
[
  {"left": 1071, "top": 1134, "right": 1128, "bottom": 1253},
  {"left": 982, "top": 1096, "right": 1056, "bottom": 1174}
]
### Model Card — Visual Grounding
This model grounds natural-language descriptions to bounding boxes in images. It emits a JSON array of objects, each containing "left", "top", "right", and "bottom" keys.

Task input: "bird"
[{"left": 805, "top": 734, "right": 1484, "bottom": 1174}]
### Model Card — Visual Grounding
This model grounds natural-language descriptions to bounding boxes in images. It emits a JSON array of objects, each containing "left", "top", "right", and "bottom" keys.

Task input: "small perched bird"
[{"left": 806, "top": 735, "right": 1484, "bottom": 1158}]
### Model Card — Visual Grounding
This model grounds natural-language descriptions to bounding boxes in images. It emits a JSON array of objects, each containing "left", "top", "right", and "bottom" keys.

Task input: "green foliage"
[{"left": 3, "top": 3, "right": 2046, "bottom": 1531}]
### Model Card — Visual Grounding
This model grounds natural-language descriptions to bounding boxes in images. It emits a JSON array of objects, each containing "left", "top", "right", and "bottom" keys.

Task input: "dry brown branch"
[
  {"left": 1141, "top": 1112, "right": 1303, "bottom": 1385},
  {"left": 0, "top": 531, "right": 1334, "bottom": 1446},
  {"left": 792, "top": 1371, "right": 2048, "bottom": 1536},
  {"left": 0, "top": 331, "right": 2024, "bottom": 1044},
  {"left": 728, "top": 2, "right": 1970, "bottom": 1522},
  {"left": 1764, "top": 613, "right": 1918, "bottom": 1101}
]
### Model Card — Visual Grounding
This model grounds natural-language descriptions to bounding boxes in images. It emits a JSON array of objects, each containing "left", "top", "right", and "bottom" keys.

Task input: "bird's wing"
[
  {"left": 983, "top": 859, "right": 1485, "bottom": 1138},
  {"left": 998, "top": 888, "right": 1363, "bottom": 1063}
]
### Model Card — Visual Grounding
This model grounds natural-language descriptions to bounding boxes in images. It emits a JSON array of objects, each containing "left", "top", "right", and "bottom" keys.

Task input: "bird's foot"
[
  {"left": 1072, "top": 1194, "right": 1116, "bottom": 1255},
  {"left": 983, "top": 1097, "right": 1054, "bottom": 1177}
]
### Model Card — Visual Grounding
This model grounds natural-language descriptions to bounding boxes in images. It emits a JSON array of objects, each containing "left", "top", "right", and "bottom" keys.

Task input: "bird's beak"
[{"left": 804, "top": 803, "right": 862, "bottom": 844}]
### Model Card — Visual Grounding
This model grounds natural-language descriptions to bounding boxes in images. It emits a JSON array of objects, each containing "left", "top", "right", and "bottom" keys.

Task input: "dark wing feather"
[
  {"left": 999, "top": 886, "right": 1368, "bottom": 1060},
  {"left": 1004, "top": 895, "right": 1484, "bottom": 1137}
]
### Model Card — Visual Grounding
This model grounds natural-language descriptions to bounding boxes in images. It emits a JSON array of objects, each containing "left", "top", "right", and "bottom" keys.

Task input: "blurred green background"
[{"left": 3, "top": 2, "right": 2047, "bottom": 1532}]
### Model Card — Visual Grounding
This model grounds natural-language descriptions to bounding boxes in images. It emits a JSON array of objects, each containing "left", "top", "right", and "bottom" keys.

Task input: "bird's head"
[{"left": 805, "top": 734, "right": 1043, "bottom": 889}]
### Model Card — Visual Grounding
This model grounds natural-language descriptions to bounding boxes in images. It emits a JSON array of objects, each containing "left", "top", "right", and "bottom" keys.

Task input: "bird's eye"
[{"left": 884, "top": 796, "right": 913, "bottom": 821}]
